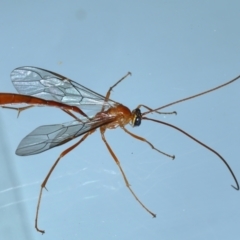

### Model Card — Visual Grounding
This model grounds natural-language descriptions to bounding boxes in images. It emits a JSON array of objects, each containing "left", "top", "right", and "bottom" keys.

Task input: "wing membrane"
[
  {"left": 11, "top": 66, "right": 117, "bottom": 114},
  {"left": 16, "top": 116, "right": 114, "bottom": 156}
]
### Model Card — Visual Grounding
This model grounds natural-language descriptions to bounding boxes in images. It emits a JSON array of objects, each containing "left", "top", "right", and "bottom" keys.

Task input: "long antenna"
[
  {"left": 142, "top": 75, "right": 240, "bottom": 116},
  {"left": 143, "top": 116, "right": 239, "bottom": 190}
]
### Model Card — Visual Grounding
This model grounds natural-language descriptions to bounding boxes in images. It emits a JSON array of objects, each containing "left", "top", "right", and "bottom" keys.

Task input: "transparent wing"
[
  {"left": 16, "top": 116, "right": 114, "bottom": 156},
  {"left": 11, "top": 66, "right": 117, "bottom": 114}
]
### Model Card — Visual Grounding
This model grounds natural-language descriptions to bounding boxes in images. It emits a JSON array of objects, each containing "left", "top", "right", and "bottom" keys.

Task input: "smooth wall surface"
[{"left": 1, "top": 1, "right": 240, "bottom": 240}]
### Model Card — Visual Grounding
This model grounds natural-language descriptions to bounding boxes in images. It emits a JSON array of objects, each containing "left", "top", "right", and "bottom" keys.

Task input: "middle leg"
[{"left": 100, "top": 126, "right": 156, "bottom": 218}]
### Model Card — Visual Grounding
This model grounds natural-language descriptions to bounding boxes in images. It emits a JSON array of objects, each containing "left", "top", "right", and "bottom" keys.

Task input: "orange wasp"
[{"left": 1, "top": 66, "right": 239, "bottom": 234}]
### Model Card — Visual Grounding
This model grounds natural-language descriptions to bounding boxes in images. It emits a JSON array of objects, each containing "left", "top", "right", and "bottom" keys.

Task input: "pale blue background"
[{"left": 0, "top": 1, "right": 240, "bottom": 240}]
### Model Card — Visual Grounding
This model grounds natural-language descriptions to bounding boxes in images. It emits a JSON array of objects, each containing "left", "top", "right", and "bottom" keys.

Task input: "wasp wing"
[
  {"left": 16, "top": 116, "right": 114, "bottom": 156},
  {"left": 11, "top": 66, "right": 117, "bottom": 114}
]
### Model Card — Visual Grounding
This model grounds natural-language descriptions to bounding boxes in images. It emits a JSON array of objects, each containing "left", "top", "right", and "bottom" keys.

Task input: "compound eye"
[
  {"left": 134, "top": 116, "right": 141, "bottom": 127},
  {"left": 132, "top": 108, "right": 142, "bottom": 127}
]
